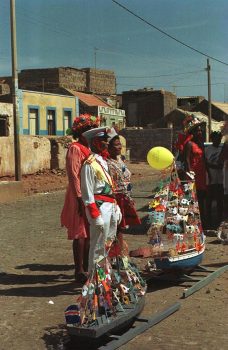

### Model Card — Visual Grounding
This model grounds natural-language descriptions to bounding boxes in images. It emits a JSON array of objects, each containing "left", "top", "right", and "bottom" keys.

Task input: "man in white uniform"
[{"left": 80, "top": 127, "right": 121, "bottom": 273}]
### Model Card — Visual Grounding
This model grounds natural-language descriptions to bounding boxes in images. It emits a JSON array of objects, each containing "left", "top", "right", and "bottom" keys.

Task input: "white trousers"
[{"left": 86, "top": 202, "right": 121, "bottom": 273}]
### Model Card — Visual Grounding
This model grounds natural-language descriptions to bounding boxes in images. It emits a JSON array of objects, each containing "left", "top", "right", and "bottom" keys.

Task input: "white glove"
[
  {"left": 85, "top": 207, "right": 104, "bottom": 227},
  {"left": 93, "top": 215, "right": 104, "bottom": 227}
]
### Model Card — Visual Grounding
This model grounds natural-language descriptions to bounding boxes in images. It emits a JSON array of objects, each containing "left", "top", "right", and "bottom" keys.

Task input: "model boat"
[
  {"left": 65, "top": 255, "right": 147, "bottom": 339},
  {"left": 147, "top": 169, "right": 206, "bottom": 272},
  {"left": 153, "top": 242, "right": 205, "bottom": 271}
]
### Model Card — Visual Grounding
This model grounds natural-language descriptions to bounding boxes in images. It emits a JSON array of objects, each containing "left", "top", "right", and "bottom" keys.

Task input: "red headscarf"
[{"left": 92, "top": 137, "right": 110, "bottom": 159}]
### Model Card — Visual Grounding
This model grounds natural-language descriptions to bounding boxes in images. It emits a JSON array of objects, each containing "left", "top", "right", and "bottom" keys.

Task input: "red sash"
[{"left": 94, "top": 194, "right": 116, "bottom": 203}]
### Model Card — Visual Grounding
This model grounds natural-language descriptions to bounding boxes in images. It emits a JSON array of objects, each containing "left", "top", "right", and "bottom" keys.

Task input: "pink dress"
[{"left": 61, "top": 142, "right": 90, "bottom": 240}]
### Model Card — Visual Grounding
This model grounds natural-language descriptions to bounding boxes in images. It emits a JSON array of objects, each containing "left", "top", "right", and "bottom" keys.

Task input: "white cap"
[
  {"left": 82, "top": 126, "right": 119, "bottom": 144},
  {"left": 82, "top": 126, "right": 108, "bottom": 146}
]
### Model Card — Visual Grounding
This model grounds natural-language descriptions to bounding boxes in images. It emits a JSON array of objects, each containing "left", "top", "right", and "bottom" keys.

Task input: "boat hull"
[
  {"left": 154, "top": 246, "right": 205, "bottom": 271},
  {"left": 67, "top": 291, "right": 146, "bottom": 339}
]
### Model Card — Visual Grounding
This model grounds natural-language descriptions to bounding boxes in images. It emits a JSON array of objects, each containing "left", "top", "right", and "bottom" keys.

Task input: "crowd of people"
[
  {"left": 61, "top": 113, "right": 227, "bottom": 284},
  {"left": 176, "top": 114, "right": 227, "bottom": 230},
  {"left": 61, "top": 114, "right": 140, "bottom": 283}
]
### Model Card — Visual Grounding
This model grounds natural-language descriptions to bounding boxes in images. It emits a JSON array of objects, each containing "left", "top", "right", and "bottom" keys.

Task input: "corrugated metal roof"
[
  {"left": 165, "top": 108, "right": 209, "bottom": 122},
  {"left": 65, "top": 89, "right": 110, "bottom": 107},
  {"left": 212, "top": 101, "right": 228, "bottom": 115},
  {"left": 164, "top": 108, "right": 223, "bottom": 132}
]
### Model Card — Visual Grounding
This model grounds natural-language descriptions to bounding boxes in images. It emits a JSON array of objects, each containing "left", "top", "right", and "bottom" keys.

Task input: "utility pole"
[
  {"left": 94, "top": 47, "right": 98, "bottom": 71},
  {"left": 224, "top": 83, "right": 228, "bottom": 103},
  {"left": 206, "top": 58, "right": 212, "bottom": 140},
  {"left": 94, "top": 47, "right": 98, "bottom": 89},
  {"left": 10, "top": 0, "right": 21, "bottom": 180}
]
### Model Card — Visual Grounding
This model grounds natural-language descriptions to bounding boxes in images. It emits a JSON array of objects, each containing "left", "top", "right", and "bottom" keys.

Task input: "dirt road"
[{"left": 0, "top": 163, "right": 227, "bottom": 350}]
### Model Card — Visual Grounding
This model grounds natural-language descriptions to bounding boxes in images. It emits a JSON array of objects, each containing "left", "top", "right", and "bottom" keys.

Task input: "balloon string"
[{"left": 160, "top": 160, "right": 174, "bottom": 180}]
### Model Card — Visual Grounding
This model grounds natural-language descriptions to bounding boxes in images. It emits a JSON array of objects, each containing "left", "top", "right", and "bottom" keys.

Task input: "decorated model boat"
[
  {"left": 147, "top": 169, "right": 206, "bottom": 272},
  {"left": 65, "top": 253, "right": 146, "bottom": 339},
  {"left": 153, "top": 244, "right": 205, "bottom": 271}
]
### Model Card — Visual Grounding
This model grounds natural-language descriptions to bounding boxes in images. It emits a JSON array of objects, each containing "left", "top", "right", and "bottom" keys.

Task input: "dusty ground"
[
  {"left": 0, "top": 162, "right": 157, "bottom": 197},
  {"left": 0, "top": 162, "right": 227, "bottom": 350}
]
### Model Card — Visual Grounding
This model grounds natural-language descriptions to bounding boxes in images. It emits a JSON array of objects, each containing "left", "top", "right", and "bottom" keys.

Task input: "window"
[
  {"left": 29, "top": 108, "right": 39, "bottom": 135},
  {"left": 118, "top": 119, "right": 123, "bottom": 130},
  {"left": 100, "top": 115, "right": 107, "bottom": 126},
  {"left": 63, "top": 110, "right": 72, "bottom": 135},
  {"left": 47, "top": 109, "right": 56, "bottom": 135},
  {"left": 0, "top": 115, "right": 9, "bottom": 136}
]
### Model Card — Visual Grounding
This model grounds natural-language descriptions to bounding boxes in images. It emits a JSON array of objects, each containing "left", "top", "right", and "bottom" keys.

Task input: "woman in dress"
[
  {"left": 107, "top": 132, "right": 141, "bottom": 249},
  {"left": 176, "top": 114, "right": 207, "bottom": 229},
  {"left": 61, "top": 114, "right": 99, "bottom": 283}
]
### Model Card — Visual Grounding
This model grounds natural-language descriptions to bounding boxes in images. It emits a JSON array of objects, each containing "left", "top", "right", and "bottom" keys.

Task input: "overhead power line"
[
  {"left": 112, "top": 0, "right": 228, "bottom": 66},
  {"left": 117, "top": 82, "right": 227, "bottom": 88},
  {"left": 117, "top": 70, "right": 204, "bottom": 79},
  {"left": 171, "top": 82, "right": 226, "bottom": 88},
  {"left": 96, "top": 47, "right": 204, "bottom": 71}
]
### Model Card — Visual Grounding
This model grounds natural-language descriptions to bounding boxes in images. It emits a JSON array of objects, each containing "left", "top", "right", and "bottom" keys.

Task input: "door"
[
  {"left": 0, "top": 116, "right": 8, "bottom": 136},
  {"left": 63, "top": 110, "right": 72, "bottom": 134},
  {"left": 47, "top": 109, "right": 56, "bottom": 135},
  {"left": 29, "top": 108, "right": 38, "bottom": 135}
]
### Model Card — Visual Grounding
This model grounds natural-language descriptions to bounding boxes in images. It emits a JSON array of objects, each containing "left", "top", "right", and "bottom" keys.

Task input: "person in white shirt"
[
  {"left": 80, "top": 127, "right": 122, "bottom": 273},
  {"left": 205, "top": 131, "right": 224, "bottom": 228}
]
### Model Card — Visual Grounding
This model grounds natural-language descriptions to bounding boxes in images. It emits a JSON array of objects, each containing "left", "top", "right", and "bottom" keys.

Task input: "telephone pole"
[
  {"left": 94, "top": 47, "right": 98, "bottom": 87},
  {"left": 10, "top": 0, "right": 21, "bottom": 180},
  {"left": 94, "top": 47, "right": 98, "bottom": 71},
  {"left": 206, "top": 58, "right": 212, "bottom": 140}
]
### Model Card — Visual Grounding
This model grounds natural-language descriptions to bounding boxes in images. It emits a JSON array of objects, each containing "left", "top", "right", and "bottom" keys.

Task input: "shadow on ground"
[
  {"left": 0, "top": 280, "right": 81, "bottom": 297},
  {"left": 42, "top": 324, "right": 69, "bottom": 350},
  {"left": 15, "top": 264, "right": 75, "bottom": 271},
  {"left": 125, "top": 216, "right": 149, "bottom": 235},
  {"left": 0, "top": 267, "right": 83, "bottom": 297},
  {"left": 136, "top": 204, "right": 150, "bottom": 212},
  {"left": 203, "top": 261, "right": 228, "bottom": 267},
  {"left": 42, "top": 324, "right": 131, "bottom": 350},
  {"left": 207, "top": 239, "right": 222, "bottom": 245},
  {"left": 0, "top": 272, "right": 73, "bottom": 285}
]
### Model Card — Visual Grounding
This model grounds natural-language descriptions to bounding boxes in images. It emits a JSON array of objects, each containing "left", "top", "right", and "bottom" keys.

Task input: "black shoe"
[{"left": 75, "top": 272, "right": 88, "bottom": 284}]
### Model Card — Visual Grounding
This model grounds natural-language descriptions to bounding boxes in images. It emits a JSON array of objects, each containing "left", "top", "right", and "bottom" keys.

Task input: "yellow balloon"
[{"left": 147, "top": 147, "right": 174, "bottom": 170}]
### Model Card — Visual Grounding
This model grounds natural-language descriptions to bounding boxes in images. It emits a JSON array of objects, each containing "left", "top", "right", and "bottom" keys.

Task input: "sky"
[{"left": 0, "top": 0, "right": 228, "bottom": 102}]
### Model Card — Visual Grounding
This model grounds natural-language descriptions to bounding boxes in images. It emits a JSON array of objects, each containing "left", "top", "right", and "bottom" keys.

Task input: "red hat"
[{"left": 68, "top": 114, "right": 100, "bottom": 136}]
